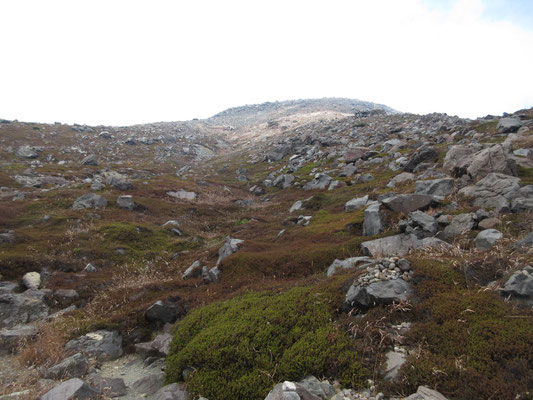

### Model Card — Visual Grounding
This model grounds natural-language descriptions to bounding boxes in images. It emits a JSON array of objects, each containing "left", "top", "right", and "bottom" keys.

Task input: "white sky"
[{"left": 1, "top": 0, "right": 532, "bottom": 126}]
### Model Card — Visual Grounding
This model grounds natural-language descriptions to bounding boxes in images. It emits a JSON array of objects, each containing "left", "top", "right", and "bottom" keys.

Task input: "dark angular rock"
[
  {"left": 65, "top": 330, "right": 122, "bottom": 361},
  {"left": 44, "top": 353, "right": 88, "bottom": 380},
  {"left": 382, "top": 194, "right": 438, "bottom": 214}
]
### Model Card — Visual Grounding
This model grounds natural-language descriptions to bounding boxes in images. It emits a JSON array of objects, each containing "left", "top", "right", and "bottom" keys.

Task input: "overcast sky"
[{"left": 1, "top": 0, "right": 532, "bottom": 126}]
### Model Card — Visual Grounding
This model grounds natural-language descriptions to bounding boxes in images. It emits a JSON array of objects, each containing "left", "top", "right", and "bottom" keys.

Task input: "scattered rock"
[
  {"left": 40, "top": 378, "right": 97, "bottom": 400},
  {"left": 273, "top": 174, "right": 295, "bottom": 189},
  {"left": 0, "top": 324, "right": 38, "bottom": 354},
  {"left": 459, "top": 173, "right": 520, "bottom": 213},
  {"left": 116, "top": 195, "right": 135, "bottom": 210},
  {"left": 168, "top": 189, "right": 196, "bottom": 200},
  {"left": 16, "top": 146, "right": 38, "bottom": 159},
  {"left": 131, "top": 371, "right": 165, "bottom": 396},
  {"left": 0, "top": 290, "right": 49, "bottom": 328},
  {"left": 405, "top": 386, "right": 449, "bottom": 400},
  {"left": 383, "top": 350, "right": 406, "bottom": 381},
  {"left": 86, "top": 374, "right": 127, "bottom": 398},
  {"left": 439, "top": 213, "right": 475, "bottom": 240},
  {"left": 151, "top": 383, "right": 190, "bottom": 400},
  {"left": 414, "top": 178, "right": 454, "bottom": 198},
  {"left": 327, "top": 256, "right": 371, "bottom": 277},
  {"left": 54, "top": 289, "right": 79, "bottom": 308},
  {"left": 182, "top": 260, "right": 202, "bottom": 280},
  {"left": 344, "top": 278, "right": 412, "bottom": 309},
  {"left": 406, "top": 211, "right": 437, "bottom": 239},
  {"left": 475, "top": 229, "right": 503, "bottom": 251},
  {"left": 44, "top": 353, "right": 88, "bottom": 380},
  {"left": 344, "top": 195, "right": 368, "bottom": 212},
  {"left": 264, "top": 381, "right": 321, "bottom": 400},
  {"left": 216, "top": 237, "right": 244, "bottom": 265},
  {"left": 72, "top": 194, "right": 107, "bottom": 210},
  {"left": 497, "top": 117, "right": 523, "bottom": 133},
  {"left": 65, "top": 330, "right": 123, "bottom": 361},
  {"left": 403, "top": 146, "right": 438, "bottom": 172},
  {"left": 80, "top": 155, "right": 98, "bottom": 166},
  {"left": 145, "top": 298, "right": 186, "bottom": 324},
  {"left": 361, "top": 234, "right": 450, "bottom": 257},
  {"left": 382, "top": 194, "right": 437, "bottom": 214},
  {"left": 501, "top": 269, "right": 533, "bottom": 304},
  {"left": 363, "top": 203, "right": 382, "bottom": 236},
  {"left": 21, "top": 271, "right": 40, "bottom": 290},
  {"left": 303, "top": 173, "right": 333, "bottom": 190}
]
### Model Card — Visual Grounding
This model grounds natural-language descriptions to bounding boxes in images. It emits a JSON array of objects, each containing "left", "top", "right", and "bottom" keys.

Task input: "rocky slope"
[{"left": 0, "top": 100, "right": 532, "bottom": 400}]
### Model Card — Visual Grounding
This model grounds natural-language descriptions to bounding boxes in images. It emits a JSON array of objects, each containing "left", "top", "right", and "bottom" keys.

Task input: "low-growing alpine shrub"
[{"left": 166, "top": 286, "right": 366, "bottom": 400}]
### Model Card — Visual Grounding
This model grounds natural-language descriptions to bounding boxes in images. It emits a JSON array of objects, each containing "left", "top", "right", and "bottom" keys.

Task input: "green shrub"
[{"left": 166, "top": 287, "right": 366, "bottom": 400}]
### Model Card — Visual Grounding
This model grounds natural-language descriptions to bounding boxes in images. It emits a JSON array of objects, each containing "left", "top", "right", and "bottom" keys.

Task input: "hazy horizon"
[{"left": 1, "top": 0, "right": 532, "bottom": 126}]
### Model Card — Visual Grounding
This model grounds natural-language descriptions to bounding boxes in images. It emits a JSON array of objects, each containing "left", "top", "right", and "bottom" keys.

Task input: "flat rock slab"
[{"left": 361, "top": 234, "right": 450, "bottom": 257}]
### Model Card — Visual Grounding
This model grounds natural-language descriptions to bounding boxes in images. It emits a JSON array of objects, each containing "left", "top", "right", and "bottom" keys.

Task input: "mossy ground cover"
[
  {"left": 385, "top": 257, "right": 533, "bottom": 400},
  {"left": 166, "top": 285, "right": 366, "bottom": 400}
]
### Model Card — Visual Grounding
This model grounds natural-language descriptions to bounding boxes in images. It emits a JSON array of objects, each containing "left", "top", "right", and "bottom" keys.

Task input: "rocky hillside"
[{"left": 0, "top": 100, "right": 532, "bottom": 400}]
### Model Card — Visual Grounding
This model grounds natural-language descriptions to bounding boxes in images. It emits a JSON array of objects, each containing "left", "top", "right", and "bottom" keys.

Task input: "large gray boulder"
[
  {"left": 44, "top": 353, "right": 88, "bottom": 379},
  {"left": 326, "top": 256, "right": 371, "bottom": 277},
  {"left": 414, "top": 178, "right": 454, "bottom": 198},
  {"left": 475, "top": 229, "right": 502, "bottom": 251},
  {"left": 216, "top": 237, "right": 244, "bottom": 265},
  {"left": 65, "top": 330, "right": 122, "bottom": 361},
  {"left": 344, "top": 279, "right": 412, "bottom": 309},
  {"left": 40, "top": 378, "right": 98, "bottom": 400},
  {"left": 0, "top": 289, "right": 49, "bottom": 328},
  {"left": 382, "top": 194, "right": 437, "bottom": 214},
  {"left": 459, "top": 173, "right": 520, "bottom": 213},
  {"left": 363, "top": 203, "right": 382, "bottom": 236},
  {"left": 72, "top": 194, "right": 107, "bottom": 210},
  {"left": 344, "top": 195, "right": 368, "bottom": 212},
  {"left": 152, "top": 383, "right": 190, "bottom": 400},
  {"left": 303, "top": 174, "right": 333, "bottom": 190},
  {"left": 497, "top": 117, "right": 523, "bottom": 133},
  {"left": 361, "top": 234, "right": 450, "bottom": 257}
]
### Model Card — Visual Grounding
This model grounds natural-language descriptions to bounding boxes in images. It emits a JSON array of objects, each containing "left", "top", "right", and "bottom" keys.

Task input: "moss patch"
[
  {"left": 166, "top": 286, "right": 366, "bottom": 400},
  {"left": 387, "top": 257, "right": 533, "bottom": 400}
]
